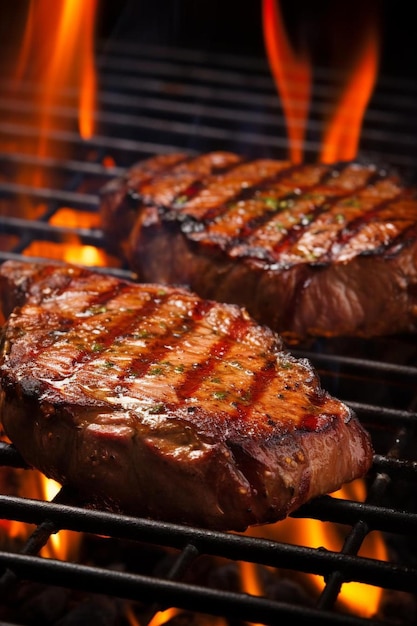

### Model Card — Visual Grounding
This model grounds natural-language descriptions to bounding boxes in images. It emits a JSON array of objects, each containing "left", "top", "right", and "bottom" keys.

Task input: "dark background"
[
  {"left": 97, "top": 0, "right": 417, "bottom": 79},
  {"left": 0, "top": 1, "right": 415, "bottom": 80}
]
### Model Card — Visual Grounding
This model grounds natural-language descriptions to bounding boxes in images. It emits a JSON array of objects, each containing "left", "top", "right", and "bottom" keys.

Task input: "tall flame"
[
  {"left": 262, "top": 0, "right": 380, "bottom": 163},
  {"left": 2, "top": 0, "right": 110, "bottom": 265},
  {"left": 12, "top": 0, "right": 97, "bottom": 154},
  {"left": 262, "top": 0, "right": 311, "bottom": 163},
  {"left": 320, "top": 6, "right": 379, "bottom": 162}
]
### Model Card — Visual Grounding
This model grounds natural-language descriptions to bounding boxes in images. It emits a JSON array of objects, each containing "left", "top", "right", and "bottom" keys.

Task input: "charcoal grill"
[{"left": 1, "top": 7, "right": 417, "bottom": 624}]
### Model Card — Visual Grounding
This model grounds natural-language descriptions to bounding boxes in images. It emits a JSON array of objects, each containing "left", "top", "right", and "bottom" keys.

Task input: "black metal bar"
[
  {"left": 0, "top": 121, "right": 194, "bottom": 156},
  {"left": 0, "top": 251, "right": 135, "bottom": 280},
  {"left": 372, "top": 454, "right": 417, "bottom": 477},
  {"left": 140, "top": 542, "right": 201, "bottom": 625},
  {"left": 0, "top": 442, "right": 28, "bottom": 468},
  {"left": 0, "top": 494, "right": 416, "bottom": 592},
  {"left": 343, "top": 403, "right": 417, "bottom": 425},
  {"left": 0, "top": 214, "right": 103, "bottom": 248},
  {"left": 0, "top": 182, "right": 99, "bottom": 209},
  {"left": 0, "top": 551, "right": 392, "bottom": 626},
  {"left": 0, "top": 150, "right": 125, "bottom": 177},
  {"left": 317, "top": 520, "right": 371, "bottom": 610},
  {"left": 292, "top": 351, "right": 417, "bottom": 378},
  {"left": 293, "top": 497, "right": 417, "bottom": 534}
]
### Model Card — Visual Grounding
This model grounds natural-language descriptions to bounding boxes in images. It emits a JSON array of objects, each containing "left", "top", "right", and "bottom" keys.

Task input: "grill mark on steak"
[
  {"left": 79, "top": 290, "right": 169, "bottom": 353},
  {"left": 176, "top": 312, "right": 252, "bottom": 402},
  {"left": 325, "top": 189, "right": 417, "bottom": 263},
  {"left": 139, "top": 151, "right": 244, "bottom": 207},
  {"left": 287, "top": 175, "right": 403, "bottom": 266},
  {"left": 230, "top": 358, "right": 278, "bottom": 423},
  {"left": 171, "top": 180, "right": 206, "bottom": 210},
  {"left": 197, "top": 162, "right": 297, "bottom": 223},
  {"left": 173, "top": 160, "right": 291, "bottom": 222},
  {"left": 125, "top": 153, "right": 191, "bottom": 203},
  {"left": 17, "top": 284, "right": 166, "bottom": 381},
  {"left": 120, "top": 298, "right": 216, "bottom": 385},
  {"left": 196, "top": 164, "right": 330, "bottom": 242},
  {"left": 181, "top": 163, "right": 331, "bottom": 249},
  {"left": 384, "top": 220, "right": 417, "bottom": 258},
  {"left": 170, "top": 160, "right": 259, "bottom": 211},
  {"left": 225, "top": 162, "right": 379, "bottom": 266},
  {"left": 277, "top": 168, "right": 397, "bottom": 266}
]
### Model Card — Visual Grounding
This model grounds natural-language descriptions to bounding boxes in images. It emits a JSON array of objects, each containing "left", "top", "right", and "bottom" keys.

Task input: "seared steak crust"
[
  {"left": 100, "top": 151, "right": 417, "bottom": 341},
  {"left": 0, "top": 260, "right": 373, "bottom": 530}
]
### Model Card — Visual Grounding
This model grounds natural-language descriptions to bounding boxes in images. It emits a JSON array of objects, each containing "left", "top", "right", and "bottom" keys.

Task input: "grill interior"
[{"left": 1, "top": 4, "right": 417, "bottom": 624}]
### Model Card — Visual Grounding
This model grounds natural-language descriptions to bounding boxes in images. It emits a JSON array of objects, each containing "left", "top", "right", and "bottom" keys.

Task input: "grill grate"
[{"left": 1, "top": 40, "right": 417, "bottom": 626}]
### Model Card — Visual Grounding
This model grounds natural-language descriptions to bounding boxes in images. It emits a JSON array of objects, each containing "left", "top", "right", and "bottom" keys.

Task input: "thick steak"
[
  {"left": 100, "top": 151, "right": 417, "bottom": 341},
  {"left": 0, "top": 260, "right": 373, "bottom": 531}
]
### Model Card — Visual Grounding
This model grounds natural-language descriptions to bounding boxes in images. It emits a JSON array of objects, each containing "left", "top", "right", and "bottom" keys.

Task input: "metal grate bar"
[
  {"left": 0, "top": 551, "right": 386, "bottom": 626},
  {"left": 0, "top": 493, "right": 416, "bottom": 590},
  {"left": 0, "top": 150, "right": 126, "bottom": 177},
  {"left": 0, "top": 182, "right": 99, "bottom": 210},
  {"left": 0, "top": 121, "right": 192, "bottom": 158},
  {"left": 293, "top": 351, "right": 417, "bottom": 378}
]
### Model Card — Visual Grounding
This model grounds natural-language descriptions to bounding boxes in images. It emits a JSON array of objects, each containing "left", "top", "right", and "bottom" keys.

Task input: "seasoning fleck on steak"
[
  {"left": 0, "top": 260, "right": 373, "bottom": 531},
  {"left": 100, "top": 151, "right": 417, "bottom": 341}
]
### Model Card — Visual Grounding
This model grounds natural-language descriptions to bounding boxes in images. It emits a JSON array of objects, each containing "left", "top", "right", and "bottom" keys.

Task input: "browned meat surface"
[
  {"left": 0, "top": 260, "right": 373, "bottom": 531},
  {"left": 100, "top": 151, "right": 417, "bottom": 341}
]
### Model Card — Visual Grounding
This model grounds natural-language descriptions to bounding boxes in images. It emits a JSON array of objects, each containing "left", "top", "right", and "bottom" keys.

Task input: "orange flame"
[
  {"left": 39, "top": 476, "right": 82, "bottom": 561},
  {"left": 320, "top": 8, "right": 379, "bottom": 163},
  {"left": 12, "top": 0, "right": 97, "bottom": 156},
  {"left": 0, "top": 437, "right": 81, "bottom": 563},
  {"left": 262, "top": 0, "right": 380, "bottom": 163},
  {"left": 77, "top": 1, "right": 98, "bottom": 140},
  {"left": 21, "top": 207, "right": 117, "bottom": 267},
  {"left": 245, "top": 479, "right": 388, "bottom": 618},
  {"left": 147, "top": 608, "right": 182, "bottom": 626},
  {"left": 262, "top": 0, "right": 311, "bottom": 163},
  {"left": 1, "top": 1, "right": 122, "bottom": 268}
]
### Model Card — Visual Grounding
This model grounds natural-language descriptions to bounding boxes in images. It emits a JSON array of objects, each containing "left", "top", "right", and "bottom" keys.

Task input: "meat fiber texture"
[
  {"left": 0, "top": 260, "right": 373, "bottom": 531},
  {"left": 100, "top": 151, "right": 417, "bottom": 342}
]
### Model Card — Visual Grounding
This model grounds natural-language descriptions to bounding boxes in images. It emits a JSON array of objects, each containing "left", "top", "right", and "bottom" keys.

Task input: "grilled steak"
[
  {"left": 100, "top": 151, "right": 417, "bottom": 341},
  {"left": 0, "top": 260, "right": 373, "bottom": 531}
]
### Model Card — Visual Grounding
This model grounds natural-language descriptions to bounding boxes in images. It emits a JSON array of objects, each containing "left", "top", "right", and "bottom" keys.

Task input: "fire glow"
[
  {"left": 0, "top": 1, "right": 390, "bottom": 624},
  {"left": 13, "top": 0, "right": 97, "bottom": 145},
  {"left": 2, "top": 0, "right": 117, "bottom": 267},
  {"left": 245, "top": 480, "right": 387, "bottom": 620},
  {"left": 263, "top": 0, "right": 380, "bottom": 163}
]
